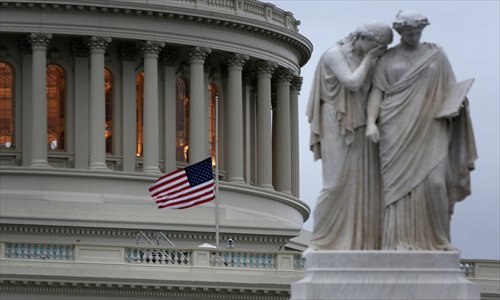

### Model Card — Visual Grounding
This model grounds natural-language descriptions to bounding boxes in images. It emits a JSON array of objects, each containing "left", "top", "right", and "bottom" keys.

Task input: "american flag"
[{"left": 148, "top": 158, "right": 215, "bottom": 209}]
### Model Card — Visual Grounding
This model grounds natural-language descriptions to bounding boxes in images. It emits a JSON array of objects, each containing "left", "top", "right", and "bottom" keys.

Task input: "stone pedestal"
[{"left": 291, "top": 250, "right": 480, "bottom": 300}]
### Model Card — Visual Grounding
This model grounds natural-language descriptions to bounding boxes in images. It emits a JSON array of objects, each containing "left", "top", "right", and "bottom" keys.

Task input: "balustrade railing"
[
  {"left": 211, "top": 250, "right": 276, "bottom": 269},
  {"left": 460, "top": 260, "right": 476, "bottom": 277},
  {"left": 5, "top": 242, "right": 74, "bottom": 261},
  {"left": 1, "top": 242, "right": 487, "bottom": 278},
  {"left": 294, "top": 254, "right": 305, "bottom": 270},
  {"left": 126, "top": 247, "right": 191, "bottom": 265}
]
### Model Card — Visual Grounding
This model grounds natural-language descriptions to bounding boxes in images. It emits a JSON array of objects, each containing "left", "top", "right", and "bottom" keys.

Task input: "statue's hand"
[
  {"left": 366, "top": 123, "right": 380, "bottom": 143},
  {"left": 367, "top": 45, "right": 387, "bottom": 59}
]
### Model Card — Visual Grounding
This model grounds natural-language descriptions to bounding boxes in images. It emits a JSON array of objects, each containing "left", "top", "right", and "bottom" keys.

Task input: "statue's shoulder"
[
  {"left": 378, "top": 46, "right": 398, "bottom": 63},
  {"left": 423, "top": 42, "right": 444, "bottom": 52},
  {"left": 322, "top": 45, "right": 343, "bottom": 60}
]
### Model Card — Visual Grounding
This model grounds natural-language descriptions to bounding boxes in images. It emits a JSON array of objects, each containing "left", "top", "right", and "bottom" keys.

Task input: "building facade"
[{"left": 0, "top": 0, "right": 312, "bottom": 299}]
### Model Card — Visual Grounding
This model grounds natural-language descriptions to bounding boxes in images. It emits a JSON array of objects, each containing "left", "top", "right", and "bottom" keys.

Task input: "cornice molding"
[
  {"left": 0, "top": 224, "right": 291, "bottom": 244},
  {"left": 0, "top": 1, "right": 312, "bottom": 66},
  {"left": 0, "top": 281, "right": 290, "bottom": 299}
]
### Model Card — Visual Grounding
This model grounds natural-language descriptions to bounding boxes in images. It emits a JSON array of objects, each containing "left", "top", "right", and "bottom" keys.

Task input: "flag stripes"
[{"left": 148, "top": 158, "right": 215, "bottom": 209}]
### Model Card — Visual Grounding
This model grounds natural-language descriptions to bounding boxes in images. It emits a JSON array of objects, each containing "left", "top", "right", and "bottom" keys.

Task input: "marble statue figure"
[
  {"left": 307, "top": 22, "right": 393, "bottom": 250},
  {"left": 366, "top": 10, "right": 477, "bottom": 251}
]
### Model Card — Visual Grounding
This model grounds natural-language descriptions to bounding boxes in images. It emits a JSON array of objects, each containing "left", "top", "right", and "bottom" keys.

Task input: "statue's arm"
[
  {"left": 366, "top": 87, "right": 383, "bottom": 142},
  {"left": 323, "top": 48, "right": 377, "bottom": 92}
]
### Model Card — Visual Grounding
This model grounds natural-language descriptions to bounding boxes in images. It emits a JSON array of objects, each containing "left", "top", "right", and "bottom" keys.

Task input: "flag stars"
[{"left": 186, "top": 158, "right": 213, "bottom": 186}]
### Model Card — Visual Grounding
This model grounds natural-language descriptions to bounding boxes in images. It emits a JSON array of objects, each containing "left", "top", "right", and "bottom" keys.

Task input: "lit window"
[
  {"left": 105, "top": 68, "right": 113, "bottom": 154},
  {"left": 176, "top": 78, "right": 189, "bottom": 162},
  {"left": 46, "top": 64, "right": 65, "bottom": 151},
  {"left": 136, "top": 72, "right": 144, "bottom": 157},
  {"left": 0, "top": 61, "right": 14, "bottom": 149},
  {"left": 208, "top": 83, "right": 217, "bottom": 166}
]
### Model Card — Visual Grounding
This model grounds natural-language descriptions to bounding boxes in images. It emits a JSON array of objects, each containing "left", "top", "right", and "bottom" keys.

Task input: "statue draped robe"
[
  {"left": 306, "top": 45, "right": 382, "bottom": 250},
  {"left": 373, "top": 43, "right": 477, "bottom": 250}
]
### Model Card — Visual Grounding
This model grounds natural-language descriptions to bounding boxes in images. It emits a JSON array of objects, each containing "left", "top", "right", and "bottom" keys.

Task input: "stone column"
[
  {"left": 28, "top": 33, "right": 52, "bottom": 167},
  {"left": 225, "top": 53, "right": 249, "bottom": 183},
  {"left": 161, "top": 48, "right": 178, "bottom": 173},
  {"left": 255, "top": 60, "right": 277, "bottom": 189},
  {"left": 242, "top": 71, "right": 255, "bottom": 184},
  {"left": 140, "top": 41, "right": 165, "bottom": 173},
  {"left": 290, "top": 76, "right": 303, "bottom": 197},
  {"left": 87, "top": 36, "right": 111, "bottom": 170},
  {"left": 274, "top": 68, "right": 294, "bottom": 194},
  {"left": 72, "top": 40, "right": 90, "bottom": 169},
  {"left": 119, "top": 43, "right": 138, "bottom": 172},
  {"left": 187, "top": 46, "right": 211, "bottom": 163}
]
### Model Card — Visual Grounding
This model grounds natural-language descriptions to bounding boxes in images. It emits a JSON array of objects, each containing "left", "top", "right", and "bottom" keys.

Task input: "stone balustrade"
[
  {"left": 4, "top": 242, "right": 74, "bottom": 261},
  {"left": 4, "top": 242, "right": 496, "bottom": 278},
  {"left": 1, "top": 242, "right": 498, "bottom": 298},
  {"left": 1, "top": 242, "right": 303, "bottom": 271},
  {"left": 126, "top": 247, "right": 192, "bottom": 265},
  {"left": 212, "top": 250, "right": 276, "bottom": 269}
]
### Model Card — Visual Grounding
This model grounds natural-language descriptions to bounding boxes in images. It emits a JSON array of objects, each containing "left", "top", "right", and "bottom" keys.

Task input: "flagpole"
[{"left": 215, "top": 94, "right": 220, "bottom": 249}]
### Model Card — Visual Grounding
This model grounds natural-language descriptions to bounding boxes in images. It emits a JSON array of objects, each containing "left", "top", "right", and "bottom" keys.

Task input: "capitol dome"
[{"left": 0, "top": 0, "right": 312, "bottom": 299}]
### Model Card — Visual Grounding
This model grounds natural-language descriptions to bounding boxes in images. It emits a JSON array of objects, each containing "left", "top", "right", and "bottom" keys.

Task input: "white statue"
[
  {"left": 306, "top": 22, "right": 393, "bottom": 250},
  {"left": 366, "top": 10, "right": 477, "bottom": 251}
]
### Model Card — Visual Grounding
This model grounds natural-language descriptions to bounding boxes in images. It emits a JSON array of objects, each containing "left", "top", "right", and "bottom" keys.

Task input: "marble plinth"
[{"left": 291, "top": 250, "right": 480, "bottom": 300}]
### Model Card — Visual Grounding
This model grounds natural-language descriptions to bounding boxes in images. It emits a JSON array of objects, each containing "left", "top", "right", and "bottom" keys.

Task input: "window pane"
[
  {"left": 0, "top": 61, "right": 14, "bottom": 149},
  {"left": 176, "top": 78, "right": 189, "bottom": 162},
  {"left": 105, "top": 68, "right": 113, "bottom": 154},
  {"left": 46, "top": 64, "right": 65, "bottom": 151},
  {"left": 136, "top": 72, "right": 144, "bottom": 157}
]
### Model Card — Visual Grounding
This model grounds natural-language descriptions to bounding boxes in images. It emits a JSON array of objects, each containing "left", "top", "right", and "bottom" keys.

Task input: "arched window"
[
  {"left": 135, "top": 72, "right": 144, "bottom": 157},
  {"left": 0, "top": 61, "right": 14, "bottom": 149},
  {"left": 208, "top": 83, "right": 217, "bottom": 165},
  {"left": 176, "top": 78, "right": 189, "bottom": 162},
  {"left": 104, "top": 68, "right": 113, "bottom": 154},
  {"left": 46, "top": 64, "right": 65, "bottom": 151}
]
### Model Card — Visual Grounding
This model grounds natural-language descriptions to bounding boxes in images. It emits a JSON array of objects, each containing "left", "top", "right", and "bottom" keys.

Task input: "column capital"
[
  {"left": 187, "top": 46, "right": 211, "bottom": 62},
  {"left": 225, "top": 53, "right": 249, "bottom": 68},
  {"left": 86, "top": 36, "right": 112, "bottom": 52},
  {"left": 118, "top": 42, "right": 138, "bottom": 61},
  {"left": 141, "top": 40, "right": 165, "bottom": 57},
  {"left": 255, "top": 60, "right": 277, "bottom": 76},
  {"left": 291, "top": 76, "right": 303, "bottom": 91},
  {"left": 28, "top": 33, "right": 52, "bottom": 49},
  {"left": 274, "top": 67, "right": 295, "bottom": 83}
]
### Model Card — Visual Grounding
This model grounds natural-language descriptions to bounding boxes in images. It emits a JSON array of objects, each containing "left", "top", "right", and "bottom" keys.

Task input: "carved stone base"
[{"left": 291, "top": 250, "right": 480, "bottom": 300}]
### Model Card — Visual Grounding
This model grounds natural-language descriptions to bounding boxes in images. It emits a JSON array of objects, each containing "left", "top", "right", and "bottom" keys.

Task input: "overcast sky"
[{"left": 267, "top": 0, "right": 500, "bottom": 260}]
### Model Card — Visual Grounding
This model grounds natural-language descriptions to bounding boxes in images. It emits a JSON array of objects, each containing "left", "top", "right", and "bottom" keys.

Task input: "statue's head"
[
  {"left": 393, "top": 10, "right": 430, "bottom": 32},
  {"left": 353, "top": 21, "right": 394, "bottom": 46},
  {"left": 393, "top": 10, "right": 429, "bottom": 48}
]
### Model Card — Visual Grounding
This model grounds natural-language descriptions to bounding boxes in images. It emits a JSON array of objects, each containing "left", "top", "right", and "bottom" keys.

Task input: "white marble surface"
[{"left": 291, "top": 250, "right": 480, "bottom": 300}]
